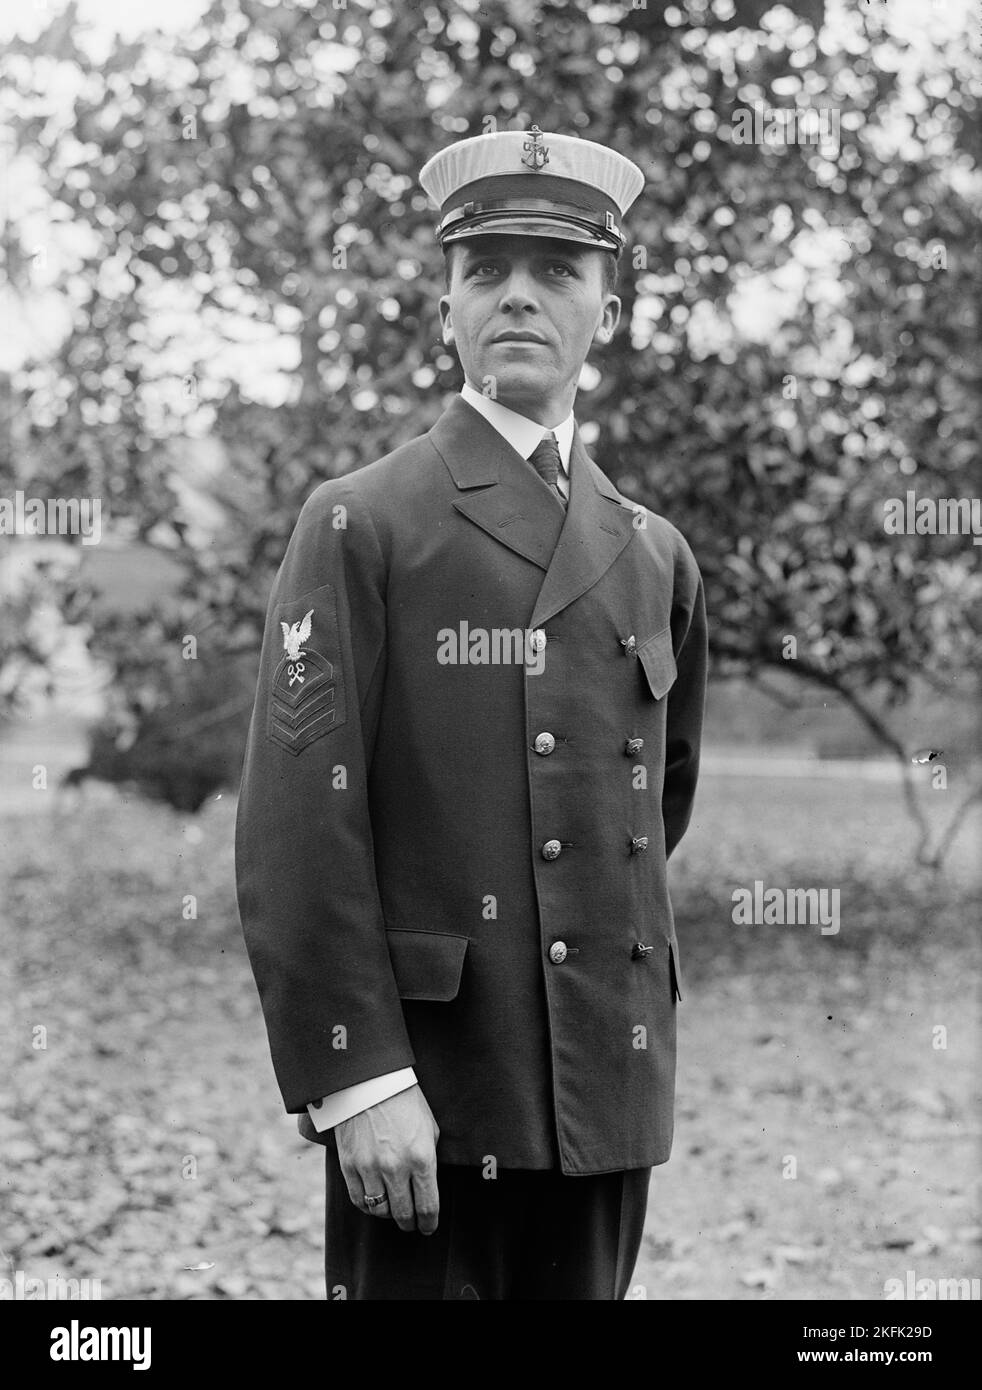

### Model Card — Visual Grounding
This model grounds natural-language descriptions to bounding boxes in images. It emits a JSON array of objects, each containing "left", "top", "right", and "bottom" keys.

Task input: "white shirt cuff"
[{"left": 306, "top": 1068, "right": 418, "bottom": 1132}]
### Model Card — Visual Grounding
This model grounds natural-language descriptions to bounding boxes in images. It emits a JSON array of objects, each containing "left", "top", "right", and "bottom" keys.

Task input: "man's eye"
[
  {"left": 546, "top": 262, "right": 575, "bottom": 276},
  {"left": 469, "top": 262, "right": 500, "bottom": 276}
]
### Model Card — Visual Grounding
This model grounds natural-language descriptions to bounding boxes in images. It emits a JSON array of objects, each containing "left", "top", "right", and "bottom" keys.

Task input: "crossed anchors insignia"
[
  {"left": 521, "top": 125, "right": 550, "bottom": 171},
  {"left": 280, "top": 608, "right": 313, "bottom": 686}
]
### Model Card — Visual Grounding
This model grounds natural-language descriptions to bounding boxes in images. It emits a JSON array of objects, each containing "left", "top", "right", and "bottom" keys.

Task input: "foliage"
[
  {"left": 62, "top": 653, "right": 254, "bottom": 812},
  {"left": 2, "top": 0, "right": 979, "bottom": 838}
]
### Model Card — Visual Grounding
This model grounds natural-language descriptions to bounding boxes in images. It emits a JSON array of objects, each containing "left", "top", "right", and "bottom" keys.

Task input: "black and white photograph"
[{"left": 1, "top": 0, "right": 979, "bottom": 1344}]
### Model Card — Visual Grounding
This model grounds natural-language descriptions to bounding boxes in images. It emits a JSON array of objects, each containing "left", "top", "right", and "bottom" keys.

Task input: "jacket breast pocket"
[
  {"left": 385, "top": 928, "right": 469, "bottom": 1002},
  {"left": 637, "top": 626, "right": 678, "bottom": 700}
]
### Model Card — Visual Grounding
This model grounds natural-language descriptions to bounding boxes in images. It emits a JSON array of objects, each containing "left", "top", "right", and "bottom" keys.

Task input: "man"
[{"left": 235, "top": 126, "right": 707, "bottom": 1300}]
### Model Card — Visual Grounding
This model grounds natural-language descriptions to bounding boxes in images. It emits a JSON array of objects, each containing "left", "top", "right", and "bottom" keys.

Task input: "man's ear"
[
  {"left": 594, "top": 294, "right": 621, "bottom": 344},
  {"left": 439, "top": 295, "right": 454, "bottom": 345}
]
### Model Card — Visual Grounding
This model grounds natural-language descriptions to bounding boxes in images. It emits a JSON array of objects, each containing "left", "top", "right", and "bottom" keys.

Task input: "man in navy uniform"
[{"left": 235, "top": 126, "right": 707, "bottom": 1300}]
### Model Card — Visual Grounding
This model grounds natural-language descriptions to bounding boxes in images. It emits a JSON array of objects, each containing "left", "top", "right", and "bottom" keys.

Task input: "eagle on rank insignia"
[{"left": 267, "top": 591, "right": 346, "bottom": 756}]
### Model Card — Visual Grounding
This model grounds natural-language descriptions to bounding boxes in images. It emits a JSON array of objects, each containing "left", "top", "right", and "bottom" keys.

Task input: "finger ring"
[{"left": 363, "top": 1192, "right": 389, "bottom": 1209}]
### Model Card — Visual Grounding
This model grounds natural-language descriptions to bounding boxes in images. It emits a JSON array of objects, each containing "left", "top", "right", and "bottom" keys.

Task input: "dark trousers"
[{"left": 324, "top": 1145, "right": 652, "bottom": 1300}]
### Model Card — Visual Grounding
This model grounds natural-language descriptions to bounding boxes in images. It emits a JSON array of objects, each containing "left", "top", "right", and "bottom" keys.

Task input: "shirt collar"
[{"left": 460, "top": 382, "right": 574, "bottom": 472}]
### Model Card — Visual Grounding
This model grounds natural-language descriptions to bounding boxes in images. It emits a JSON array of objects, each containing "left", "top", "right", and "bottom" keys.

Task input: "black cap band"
[
  {"left": 442, "top": 173, "right": 620, "bottom": 221},
  {"left": 438, "top": 199, "right": 624, "bottom": 250}
]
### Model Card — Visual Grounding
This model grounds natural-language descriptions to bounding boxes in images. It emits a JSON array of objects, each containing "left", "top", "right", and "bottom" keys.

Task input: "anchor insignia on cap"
[{"left": 521, "top": 125, "right": 550, "bottom": 171}]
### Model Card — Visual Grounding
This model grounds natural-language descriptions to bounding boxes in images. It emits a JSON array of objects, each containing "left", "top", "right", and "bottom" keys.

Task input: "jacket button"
[
  {"left": 630, "top": 836, "right": 649, "bottom": 854},
  {"left": 549, "top": 941, "right": 568, "bottom": 964},
  {"left": 621, "top": 634, "right": 637, "bottom": 656},
  {"left": 625, "top": 737, "right": 644, "bottom": 756},
  {"left": 534, "top": 732, "right": 556, "bottom": 755},
  {"left": 530, "top": 629, "right": 547, "bottom": 652},
  {"left": 632, "top": 942, "right": 654, "bottom": 960},
  {"left": 541, "top": 839, "right": 563, "bottom": 861}
]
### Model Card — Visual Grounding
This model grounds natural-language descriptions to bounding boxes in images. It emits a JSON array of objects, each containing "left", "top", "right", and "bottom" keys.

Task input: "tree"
[{"left": 2, "top": 0, "right": 979, "bottom": 860}]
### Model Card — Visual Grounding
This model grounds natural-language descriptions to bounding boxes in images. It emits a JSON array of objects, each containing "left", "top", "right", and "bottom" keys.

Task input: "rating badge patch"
[{"left": 267, "top": 588, "right": 347, "bottom": 755}]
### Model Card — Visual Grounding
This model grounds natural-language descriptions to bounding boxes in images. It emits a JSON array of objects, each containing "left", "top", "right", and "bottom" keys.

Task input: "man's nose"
[{"left": 498, "top": 267, "right": 539, "bottom": 312}]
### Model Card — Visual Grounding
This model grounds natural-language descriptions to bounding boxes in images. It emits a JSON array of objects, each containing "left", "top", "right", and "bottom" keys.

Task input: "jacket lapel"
[
  {"left": 529, "top": 428, "right": 638, "bottom": 627},
  {"left": 429, "top": 396, "right": 638, "bottom": 621},
  {"left": 430, "top": 397, "right": 565, "bottom": 571}
]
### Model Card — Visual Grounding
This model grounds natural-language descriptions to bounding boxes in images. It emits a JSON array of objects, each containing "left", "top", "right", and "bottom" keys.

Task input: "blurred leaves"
[{"left": 1, "top": 0, "right": 979, "bottom": 752}]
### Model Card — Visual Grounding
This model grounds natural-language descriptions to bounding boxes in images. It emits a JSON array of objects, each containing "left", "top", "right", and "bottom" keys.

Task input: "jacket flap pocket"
[
  {"left": 385, "top": 928, "right": 469, "bottom": 1002},
  {"left": 638, "top": 626, "right": 678, "bottom": 700}
]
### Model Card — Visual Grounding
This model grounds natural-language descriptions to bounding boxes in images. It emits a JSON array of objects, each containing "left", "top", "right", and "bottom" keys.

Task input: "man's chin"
[{"left": 480, "top": 367, "right": 555, "bottom": 411}]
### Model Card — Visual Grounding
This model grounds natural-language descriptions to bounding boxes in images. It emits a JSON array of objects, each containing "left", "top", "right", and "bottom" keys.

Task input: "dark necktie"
[{"left": 528, "top": 433, "right": 567, "bottom": 509}]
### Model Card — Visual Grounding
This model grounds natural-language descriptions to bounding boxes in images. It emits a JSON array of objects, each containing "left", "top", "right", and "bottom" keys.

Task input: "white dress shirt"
[
  {"left": 307, "top": 384, "right": 576, "bottom": 1133},
  {"left": 460, "top": 381, "right": 574, "bottom": 497}
]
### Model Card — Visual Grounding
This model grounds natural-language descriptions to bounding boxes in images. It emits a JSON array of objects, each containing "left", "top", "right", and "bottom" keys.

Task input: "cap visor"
[{"left": 441, "top": 214, "right": 619, "bottom": 250}]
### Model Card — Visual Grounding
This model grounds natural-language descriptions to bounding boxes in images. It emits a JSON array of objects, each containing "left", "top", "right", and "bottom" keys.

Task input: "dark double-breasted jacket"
[{"left": 235, "top": 396, "right": 707, "bottom": 1175}]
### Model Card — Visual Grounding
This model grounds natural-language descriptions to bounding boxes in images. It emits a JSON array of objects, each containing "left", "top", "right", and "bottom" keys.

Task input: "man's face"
[{"left": 438, "top": 235, "right": 620, "bottom": 426}]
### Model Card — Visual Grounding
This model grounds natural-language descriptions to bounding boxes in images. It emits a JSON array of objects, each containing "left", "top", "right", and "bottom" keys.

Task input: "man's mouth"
[{"left": 492, "top": 331, "right": 548, "bottom": 344}]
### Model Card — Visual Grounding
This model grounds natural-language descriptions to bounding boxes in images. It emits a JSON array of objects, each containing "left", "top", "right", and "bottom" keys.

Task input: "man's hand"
[{"left": 334, "top": 1084, "right": 440, "bottom": 1234}]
